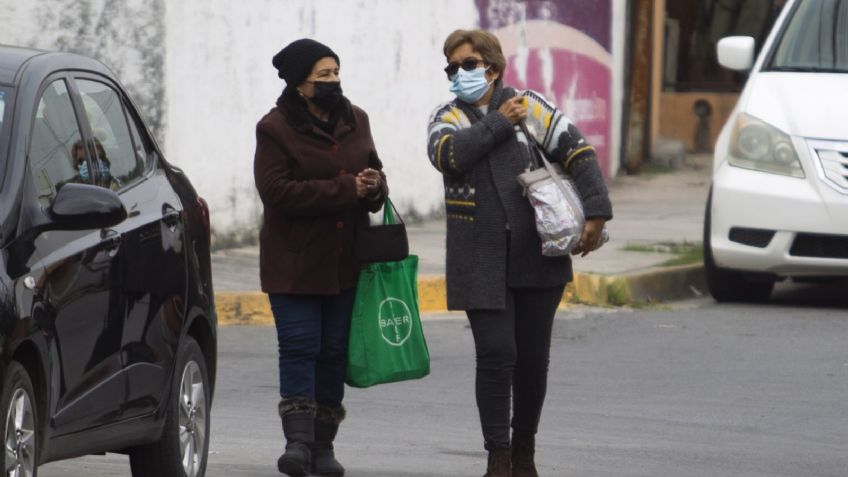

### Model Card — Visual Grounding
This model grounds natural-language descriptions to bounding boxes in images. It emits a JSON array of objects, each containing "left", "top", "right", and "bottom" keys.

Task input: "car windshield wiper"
[{"left": 767, "top": 65, "right": 848, "bottom": 73}]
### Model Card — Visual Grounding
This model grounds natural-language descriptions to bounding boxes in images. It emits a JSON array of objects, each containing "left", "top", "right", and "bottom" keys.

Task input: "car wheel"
[
  {"left": 130, "top": 337, "right": 210, "bottom": 477},
  {"left": 704, "top": 190, "right": 774, "bottom": 302},
  {"left": 0, "top": 362, "right": 38, "bottom": 477}
]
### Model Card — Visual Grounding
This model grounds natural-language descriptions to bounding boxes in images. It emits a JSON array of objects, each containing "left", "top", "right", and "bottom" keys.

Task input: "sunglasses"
[{"left": 444, "top": 58, "right": 487, "bottom": 79}]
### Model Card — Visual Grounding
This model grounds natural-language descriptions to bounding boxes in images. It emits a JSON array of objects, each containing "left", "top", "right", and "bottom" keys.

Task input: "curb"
[
  {"left": 214, "top": 264, "right": 706, "bottom": 326},
  {"left": 567, "top": 264, "right": 706, "bottom": 306},
  {"left": 215, "top": 291, "right": 276, "bottom": 326}
]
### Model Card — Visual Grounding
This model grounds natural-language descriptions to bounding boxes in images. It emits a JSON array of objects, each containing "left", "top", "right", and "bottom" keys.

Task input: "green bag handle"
[{"left": 382, "top": 197, "right": 404, "bottom": 226}]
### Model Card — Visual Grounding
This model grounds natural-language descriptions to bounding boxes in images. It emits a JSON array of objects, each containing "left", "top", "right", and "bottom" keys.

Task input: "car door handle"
[
  {"left": 100, "top": 229, "right": 122, "bottom": 257},
  {"left": 162, "top": 206, "right": 181, "bottom": 231}
]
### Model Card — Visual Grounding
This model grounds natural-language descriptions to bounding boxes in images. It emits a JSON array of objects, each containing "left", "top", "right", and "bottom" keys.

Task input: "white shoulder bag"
[{"left": 516, "top": 122, "right": 608, "bottom": 256}]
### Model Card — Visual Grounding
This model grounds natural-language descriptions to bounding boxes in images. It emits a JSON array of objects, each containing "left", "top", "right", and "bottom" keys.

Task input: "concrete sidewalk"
[{"left": 212, "top": 155, "right": 713, "bottom": 324}]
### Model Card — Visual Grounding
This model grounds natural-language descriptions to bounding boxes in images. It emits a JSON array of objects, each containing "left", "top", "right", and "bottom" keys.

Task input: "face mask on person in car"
[
  {"left": 79, "top": 161, "right": 90, "bottom": 181},
  {"left": 79, "top": 159, "right": 112, "bottom": 184}
]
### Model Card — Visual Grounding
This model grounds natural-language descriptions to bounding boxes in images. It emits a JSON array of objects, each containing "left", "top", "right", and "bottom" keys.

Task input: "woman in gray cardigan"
[{"left": 427, "top": 29, "right": 612, "bottom": 477}]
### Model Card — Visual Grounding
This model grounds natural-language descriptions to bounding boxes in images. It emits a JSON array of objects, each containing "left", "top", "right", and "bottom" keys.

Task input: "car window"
[
  {"left": 29, "top": 80, "right": 86, "bottom": 207},
  {"left": 771, "top": 0, "right": 848, "bottom": 72},
  {"left": 124, "top": 101, "right": 154, "bottom": 171},
  {"left": 0, "top": 88, "right": 9, "bottom": 185},
  {"left": 0, "top": 90, "right": 6, "bottom": 135},
  {"left": 0, "top": 89, "right": 6, "bottom": 159},
  {"left": 76, "top": 79, "right": 146, "bottom": 190}
]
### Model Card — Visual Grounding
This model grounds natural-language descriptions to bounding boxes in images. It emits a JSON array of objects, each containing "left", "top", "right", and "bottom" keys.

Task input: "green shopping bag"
[{"left": 346, "top": 254, "right": 430, "bottom": 388}]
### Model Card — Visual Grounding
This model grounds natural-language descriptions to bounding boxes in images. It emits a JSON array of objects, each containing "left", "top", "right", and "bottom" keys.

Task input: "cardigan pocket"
[{"left": 445, "top": 220, "right": 474, "bottom": 275}]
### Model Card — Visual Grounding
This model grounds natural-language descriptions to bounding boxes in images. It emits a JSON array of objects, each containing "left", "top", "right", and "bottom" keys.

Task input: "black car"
[{"left": 0, "top": 45, "right": 216, "bottom": 477}]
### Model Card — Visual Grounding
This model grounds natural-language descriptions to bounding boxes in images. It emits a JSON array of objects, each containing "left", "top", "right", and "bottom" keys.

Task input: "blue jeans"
[{"left": 268, "top": 290, "right": 356, "bottom": 406}]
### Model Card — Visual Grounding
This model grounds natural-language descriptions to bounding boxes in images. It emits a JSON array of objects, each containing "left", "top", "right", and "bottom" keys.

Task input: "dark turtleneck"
[
  {"left": 310, "top": 108, "right": 340, "bottom": 135},
  {"left": 277, "top": 87, "right": 350, "bottom": 136}
]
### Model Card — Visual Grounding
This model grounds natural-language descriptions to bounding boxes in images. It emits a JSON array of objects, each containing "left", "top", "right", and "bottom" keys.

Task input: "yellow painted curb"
[
  {"left": 417, "top": 276, "right": 448, "bottom": 312},
  {"left": 215, "top": 292, "right": 275, "bottom": 326},
  {"left": 567, "top": 264, "right": 706, "bottom": 306},
  {"left": 215, "top": 277, "right": 451, "bottom": 326},
  {"left": 568, "top": 273, "right": 632, "bottom": 306},
  {"left": 214, "top": 265, "right": 705, "bottom": 325}
]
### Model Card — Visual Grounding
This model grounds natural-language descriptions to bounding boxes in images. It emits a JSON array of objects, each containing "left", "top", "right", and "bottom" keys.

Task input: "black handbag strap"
[
  {"left": 360, "top": 196, "right": 404, "bottom": 228},
  {"left": 381, "top": 196, "right": 404, "bottom": 225}
]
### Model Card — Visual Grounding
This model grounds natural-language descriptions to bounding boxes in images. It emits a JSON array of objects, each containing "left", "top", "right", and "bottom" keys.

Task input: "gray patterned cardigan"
[{"left": 426, "top": 81, "right": 612, "bottom": 310}]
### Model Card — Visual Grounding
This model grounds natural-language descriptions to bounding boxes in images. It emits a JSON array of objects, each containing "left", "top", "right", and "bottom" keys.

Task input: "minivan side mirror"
[
  {"left": 49, "top": 183, "right": 127, "bottom": 230},
  {"left": 717, "top": 36, "right": 756, "bottom": 71}
]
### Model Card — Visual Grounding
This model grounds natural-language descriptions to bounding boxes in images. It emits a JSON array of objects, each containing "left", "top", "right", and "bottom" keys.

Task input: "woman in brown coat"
[{"left": 254, "top": 38, "right": 387, "bottom": 477}]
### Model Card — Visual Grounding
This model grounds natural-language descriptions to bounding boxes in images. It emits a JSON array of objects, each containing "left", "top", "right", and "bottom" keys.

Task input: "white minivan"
[{"left": 706, "top": 0, "right": 848, "bottom": 302}]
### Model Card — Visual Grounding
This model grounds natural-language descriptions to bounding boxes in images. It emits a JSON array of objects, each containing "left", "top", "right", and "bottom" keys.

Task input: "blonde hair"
[{"left": 443, "top": 29, "right": 507, "bottom": 79}]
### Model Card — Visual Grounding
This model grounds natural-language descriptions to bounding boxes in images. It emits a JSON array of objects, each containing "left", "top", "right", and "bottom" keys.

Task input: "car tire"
[
  {"left": 130, "top": 337, "right": 210, "bottom": 477},
  {"left": 0, "top": 361, "right": 38, "bottom": 477},
  {"left": 704, "top": 190, "right": 774, "bottom": 302}
]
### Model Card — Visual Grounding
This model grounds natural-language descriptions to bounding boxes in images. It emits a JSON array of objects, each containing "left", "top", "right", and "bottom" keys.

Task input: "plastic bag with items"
[{"left": 516, "top": 129, "right": 609, "bottom": 256}]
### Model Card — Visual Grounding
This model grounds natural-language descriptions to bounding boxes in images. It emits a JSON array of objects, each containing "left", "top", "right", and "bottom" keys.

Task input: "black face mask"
[{"left": 310, "top": 81, "right": 343, "bottom": 111}]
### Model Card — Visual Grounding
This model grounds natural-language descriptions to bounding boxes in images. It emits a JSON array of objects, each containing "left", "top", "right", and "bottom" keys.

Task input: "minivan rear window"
[{"left": 770, "top": 0, "right": 848, "bottom": 73}]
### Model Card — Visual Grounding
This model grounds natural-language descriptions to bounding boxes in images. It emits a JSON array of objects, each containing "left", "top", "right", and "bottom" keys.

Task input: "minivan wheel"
[
  {"left": 130, "top": 337, "right": 210, "bottom": 477},
  {"left": 704, "top": 191, "right": 774, "bottom": 302},
  {"left": 0, "top": 362, "right": 38, "bottom": 477}
]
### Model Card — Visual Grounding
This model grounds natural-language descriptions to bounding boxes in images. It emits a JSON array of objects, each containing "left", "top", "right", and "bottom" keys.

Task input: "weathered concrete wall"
[
  {"left": 0, "top": 0, "right": 166, "bottom": 140},
  {"left": 165, "top": 0, "right": 479, "bottom": 246},
  {"left": 1, "top": 0, "right": 623, "bottom": 247}
]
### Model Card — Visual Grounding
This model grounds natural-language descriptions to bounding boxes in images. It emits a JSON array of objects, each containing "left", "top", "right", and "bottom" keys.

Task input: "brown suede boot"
[
  {"left": 483, "top": 448, "right": 512, "bottom": 477},
  {"left": 512, "top": 435, "right": 538, "bottom": 477}
]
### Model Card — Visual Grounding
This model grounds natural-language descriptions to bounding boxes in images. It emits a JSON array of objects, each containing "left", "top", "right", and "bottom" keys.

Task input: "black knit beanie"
[{"left": 272, "top": 39, "right": 340, "bottom": 86}]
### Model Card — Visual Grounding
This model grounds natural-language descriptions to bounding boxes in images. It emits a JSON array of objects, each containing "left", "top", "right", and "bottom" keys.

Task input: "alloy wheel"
[
  {"left": 4, "top": 389, "right": 34, "bottom": 477},
  {"left": 178, "top": 361, "right": 206, "bottom": 477}
]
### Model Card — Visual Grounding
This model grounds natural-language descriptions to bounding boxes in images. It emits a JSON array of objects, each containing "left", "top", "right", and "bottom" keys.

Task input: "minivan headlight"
[{"left": 728, "top": 113, "right": 804, "bottom": 178}]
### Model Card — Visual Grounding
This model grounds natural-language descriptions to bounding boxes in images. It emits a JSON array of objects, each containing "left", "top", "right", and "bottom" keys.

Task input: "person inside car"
[{"left": 69, "top": 138, "right": 120, "bottom": 190}]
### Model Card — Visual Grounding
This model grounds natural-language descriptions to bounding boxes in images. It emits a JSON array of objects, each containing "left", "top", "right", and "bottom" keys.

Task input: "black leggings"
[{"left": 466, "top": 285, "right": 565, "bottom": 450}]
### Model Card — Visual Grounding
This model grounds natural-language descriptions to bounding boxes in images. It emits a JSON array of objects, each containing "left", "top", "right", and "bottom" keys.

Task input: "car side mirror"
[
  {"left": 717, "top": 36, "right": 756, "bottom": 71},
  {"left": 49, "top": 183, "right": 127, "bottom": 230},
  {"left": 7, "top": 184, "right": 127, "bottom": 278}
]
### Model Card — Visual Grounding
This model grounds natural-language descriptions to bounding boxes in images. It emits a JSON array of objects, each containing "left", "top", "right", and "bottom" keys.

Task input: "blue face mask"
[
  {"left": 78, "top": 159, "right": 111, "bottom": 183},
  {"left": 449, "top": 67, "right": 493, "bottom": 104},
  {"left": 98, "top": 160, "right": 112, "bottom": 182}
]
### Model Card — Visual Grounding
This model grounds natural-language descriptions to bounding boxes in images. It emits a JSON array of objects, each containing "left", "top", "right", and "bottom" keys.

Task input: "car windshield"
[{"left": 770, "top": 0, "right": 848, "bottom": 73}]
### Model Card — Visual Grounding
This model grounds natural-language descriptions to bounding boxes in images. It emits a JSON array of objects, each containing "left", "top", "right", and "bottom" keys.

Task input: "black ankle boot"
[
  {"left": 277, "top": 398, "right": 316, "bottom": 476},
  {"left": 483, "top": 448, "right": 512, "bottom": 477},
  {"left": 512, "top": 435, "right": 538, "bottom": 477},
  {"left": 311, "top": 404, "right": 346, "bottom": 477}
]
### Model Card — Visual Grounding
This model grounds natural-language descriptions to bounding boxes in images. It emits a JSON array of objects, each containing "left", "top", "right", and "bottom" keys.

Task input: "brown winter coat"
[{"left": 254, "top": 92, "right": 386, "bottom": 294}]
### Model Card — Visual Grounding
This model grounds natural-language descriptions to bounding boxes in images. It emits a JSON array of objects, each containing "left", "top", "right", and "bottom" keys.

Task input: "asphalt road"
[{"left": 41, "top": 282, "right": 848, "bottom": 477}]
